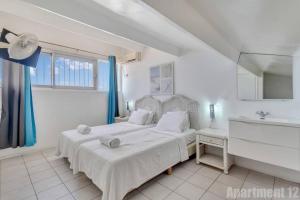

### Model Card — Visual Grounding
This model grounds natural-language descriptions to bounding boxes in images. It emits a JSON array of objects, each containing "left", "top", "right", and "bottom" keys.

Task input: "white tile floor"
[{"left": 0, "top": 148, "right": 299, "bottom": 200}]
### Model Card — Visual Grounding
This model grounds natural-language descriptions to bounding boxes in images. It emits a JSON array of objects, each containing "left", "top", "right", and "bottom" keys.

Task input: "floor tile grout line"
[
  {"left": 25, "top": 156, "right": 65, "bottom": 195},
  {"left": 163, "top": 190, "right": 188, "bottom": 200},
  {"left": 159, "top": 162, "right": 235, "bottom": 200},
  {"left": 198, "top": 170, "right": 223, "bottom": 200},
  {"left": 146, "top": 160, "right": 202, "bottom": 200},
  {"left": 43, "top": 150, "right": 96, "bottom": 199},
  {"left": 164, "top": 163, "right": 206, "bottom": 200},
  {"left": 41, "top": 151, "right": 79, "bottom": 200},
  {"left": 138, "top": 192, "right": 151, "bottom": 200},
  {"left": 233, "top": 168, "right": 250, "bottom": 200},
  {"left": 197, "top": 167, "right": 251, "bottom": 200},
  {"left": 21, "top": 151, "right": 72, "bottom": 198},
  {"left": 235, "top": 169, "right": 250, "bottom": 200},
  {"left": 22, "top": 155, "right": 39, "bottom": 200},
  {"left": 1, "top": 154, "right": 292, "bottom": 200},
  {"left": 26, "top": 165, "right": 57, "bottom": 184}
]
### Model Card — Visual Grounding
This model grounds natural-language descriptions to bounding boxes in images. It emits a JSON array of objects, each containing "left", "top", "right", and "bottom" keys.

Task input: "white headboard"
[
  {"left": 161, "top": 95, "right": 200, "bottom": 130},
  {"left": 135, "top": 95, "right": 161, "bottom": 123}
]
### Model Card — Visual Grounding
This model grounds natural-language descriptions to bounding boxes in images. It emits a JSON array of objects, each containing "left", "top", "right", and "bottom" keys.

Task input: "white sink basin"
[{"left": 230, "top": 116, "right": 300, "bottom": 127}]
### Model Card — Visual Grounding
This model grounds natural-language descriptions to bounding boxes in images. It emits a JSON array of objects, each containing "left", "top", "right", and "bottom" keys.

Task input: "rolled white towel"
[
  {"left": 99, "top": 135, "right": 120, "bottom": 148},
  {"left": 77, "top": 124, "right": 91, "bottom": 135}
]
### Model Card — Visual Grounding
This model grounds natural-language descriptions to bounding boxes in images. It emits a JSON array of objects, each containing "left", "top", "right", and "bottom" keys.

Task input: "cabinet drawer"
[
  {"left": 229, "top": 137, "right": 300, "bottom": 171},
  {"left": 229, "top": 121, "right": 300, "bottom": 149},
  {"left": 199, "top": 135, "right": 224, "bottom": 146}
]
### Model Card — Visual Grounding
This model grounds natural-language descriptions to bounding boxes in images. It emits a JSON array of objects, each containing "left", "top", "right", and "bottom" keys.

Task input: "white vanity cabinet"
[{"left": 228, "top": 117, "right": 300, "bottom": 171}]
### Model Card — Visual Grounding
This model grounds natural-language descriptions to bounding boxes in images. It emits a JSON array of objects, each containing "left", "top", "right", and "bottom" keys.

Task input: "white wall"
[
  {"left": 123, "top": 47, "right": 235, "bottom": 129},
  {"left": 123, "top": 47, "right": 300, "bottom": 182},
  {"left": 0, "top": 89, "right": 108, "bottom": 159}
]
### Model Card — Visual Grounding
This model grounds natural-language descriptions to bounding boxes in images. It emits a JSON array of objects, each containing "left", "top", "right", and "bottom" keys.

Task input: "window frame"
[
  {"left": 30, "top": 50, "right": 53, "bottom": 88},
  {"left": 0, "top": 49, "right": 123, "bottom": 92},
  {"left": 52, "top": 52, "right": 98, "bottom": 90},
  {"left": 29, "top": 50, "right": 98, "bottom": 90}
]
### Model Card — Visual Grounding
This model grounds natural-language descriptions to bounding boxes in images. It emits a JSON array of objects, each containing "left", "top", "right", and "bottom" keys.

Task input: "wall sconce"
[
  {"left": 210, "top": 104, "right": 215, "bottom": 120},
  {"left": 126, "top": 101, "right": 130, "bottom": 111},
  {"left": 126, "top": 100, "right": 135, "bottom": 113}
]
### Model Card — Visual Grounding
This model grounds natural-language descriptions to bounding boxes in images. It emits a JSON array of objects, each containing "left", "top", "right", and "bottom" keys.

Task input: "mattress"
[
  {"left": 182, "top": 129, "right": 196, "bottom": 145},
  {"left": 56, "top": 122, "right": 155, "bottom": 166},
  {"left": 72, "top": 128, "right": 189, "bottom": 200},
  {"left": 151, "top": 128, "right": 196, "bottom": 145}
]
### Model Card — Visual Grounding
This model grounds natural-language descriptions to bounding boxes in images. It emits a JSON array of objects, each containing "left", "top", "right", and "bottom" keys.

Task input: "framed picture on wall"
[{"left": 150, "top": 62, "right": 174, "bottom": 95}]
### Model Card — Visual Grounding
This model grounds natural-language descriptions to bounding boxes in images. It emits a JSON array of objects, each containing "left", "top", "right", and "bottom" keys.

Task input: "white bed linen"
[
  {"left": 72, "top": 128, "right": 189, "bottom": 200},
  {"left": 182, "top": 129, "right": 196, "bottom": 145},
  {"left": 56, "top": 122, "right": 154, "bottom": 166}
]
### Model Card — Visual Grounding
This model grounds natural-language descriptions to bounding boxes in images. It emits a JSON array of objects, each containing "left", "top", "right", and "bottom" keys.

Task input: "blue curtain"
[
  {"left": 0, "top": 61, "right": 37, "bottom": 148},
  {"left": 24, "top": 67, "right": 36, "bottom": 146},
  {"left": 107, "top": 56, "right": 119, "bottom": 124}
]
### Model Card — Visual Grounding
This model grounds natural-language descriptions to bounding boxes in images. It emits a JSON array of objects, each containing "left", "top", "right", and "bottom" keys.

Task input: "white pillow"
[
  {"left": 128, "top": 110, "right": 149, "bottom": 125},
  {"left": 167, "top": 111, "right": 190, "bottom": 130},
  {"left": 156, "top": 111, "right": 190, "bottom": 133},
  {"left": 138, "top": 109, "right": 154, "bottom": 125}
]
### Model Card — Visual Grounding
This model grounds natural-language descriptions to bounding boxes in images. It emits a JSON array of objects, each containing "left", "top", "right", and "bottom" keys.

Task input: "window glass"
[
  {"left": 98, "top": 60, "right": 122, "bottom": 92},
  {"left": 30, "top": 52, "right": 52, "bottom": 86},
  {"left": 54, "top": 54, "right": 96, "bottom": 88},
  {"left": 98, "top": 60, "right": 109, "bottom": 91}
]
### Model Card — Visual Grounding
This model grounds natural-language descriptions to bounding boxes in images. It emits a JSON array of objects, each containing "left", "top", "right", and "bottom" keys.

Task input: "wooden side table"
[{"left": 196, "top": 128, "right": 233, "bottom": 174}]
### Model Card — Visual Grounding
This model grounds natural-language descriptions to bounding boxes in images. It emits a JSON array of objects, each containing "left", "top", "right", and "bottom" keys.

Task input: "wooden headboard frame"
[
  {"left": 161, "top": 95, "right": 200, "bottom": 130},
  {"left": 134, "top": 95, "right": 162, "bottom": 123}
]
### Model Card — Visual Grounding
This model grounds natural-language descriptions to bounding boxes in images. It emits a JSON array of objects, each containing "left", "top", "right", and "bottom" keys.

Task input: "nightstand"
[
  {"left": 196, "top": 128, "right": 233, "bottom": 174},
  {"left": 114, "top": 116, "right": 129, "bottom": 123}
]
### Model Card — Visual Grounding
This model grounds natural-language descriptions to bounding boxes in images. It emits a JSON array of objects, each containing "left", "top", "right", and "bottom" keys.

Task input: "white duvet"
[
  {"left": 72, "top": 128, "right": 189, "bottom": 200},
  {"left": 56, "top": 122, "right": 153, "bottom": 166}
]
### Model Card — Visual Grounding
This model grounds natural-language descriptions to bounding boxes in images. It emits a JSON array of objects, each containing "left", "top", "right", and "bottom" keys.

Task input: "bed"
[
  {"left": 56, "top": 96, "right": 161, "bottom": 166},
  {"left": 72, "top": 95, "right": 200, "bottom": 200}
]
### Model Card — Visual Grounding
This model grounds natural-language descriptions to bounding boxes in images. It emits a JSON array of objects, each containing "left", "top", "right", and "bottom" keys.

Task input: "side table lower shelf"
[{"left": 196, "top": 136, "right": 233, "bottom": 174}]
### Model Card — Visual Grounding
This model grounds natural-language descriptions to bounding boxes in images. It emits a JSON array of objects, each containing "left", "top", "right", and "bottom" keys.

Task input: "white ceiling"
[
  {"left": 0, "top": 11, "right": 126, "bottom": 59},
  {"left": 0, "top": 0, "right": 146, "bottom": 59},
  {"left": 20, "top": 0, "right": 183, "bottom": 56},
  {"left": 4, "top": 0, "right": 299, "bottom": 63},
  {"left": 187, "top": 0, "right": 300, "bottom": 56},
  {"left": 239, "top": 53, "right": 293, "bottom": 77},
  {"left": 91, "top": 0, "right": 207, "bottom": 52},
  {"left": 21, "top": 0, "right": 227, "bottom": 57}
]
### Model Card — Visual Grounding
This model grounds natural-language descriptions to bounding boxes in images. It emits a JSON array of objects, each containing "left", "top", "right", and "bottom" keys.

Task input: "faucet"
[{"left": 256, "top": 111, "right": 270, "bottom": 119}]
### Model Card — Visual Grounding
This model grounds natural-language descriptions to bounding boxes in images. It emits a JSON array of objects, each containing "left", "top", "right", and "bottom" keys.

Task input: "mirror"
[{"left": 237, "top": 53, "right": 293, "bottom": 100}]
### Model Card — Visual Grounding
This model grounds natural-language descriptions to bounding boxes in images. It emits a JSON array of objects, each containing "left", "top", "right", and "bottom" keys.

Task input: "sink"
[
  {"left": 229, "top": 116, "right": 300, "bottom": 127},
  {"left": 239, "top": 116, "right": 289, "bottom": 122},
  {"left": 229, "top": 116, "right": 300, "bottom": 171}
]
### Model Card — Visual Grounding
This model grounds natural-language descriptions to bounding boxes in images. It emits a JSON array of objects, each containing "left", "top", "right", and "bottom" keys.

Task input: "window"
[
  {"left": 98, "top": 60, "right": 109, "bottom": 91},
  {"left": 30, "top": 52, "right": 52, "bottom": 86},
  {"left": 97, "top": 60, "right": 122, "bottom": 92},
  {"left": 0, "top": 54, "right": 52, "bottom": 86},
  {"left": 0, "top": 51, "right": 122, "bottom": 92},
  {"left": 54, "top": 54, "right": 96, "bottom": 88},
  {"left": 117, "top": 63, "right": 122, "bottom": 92}
]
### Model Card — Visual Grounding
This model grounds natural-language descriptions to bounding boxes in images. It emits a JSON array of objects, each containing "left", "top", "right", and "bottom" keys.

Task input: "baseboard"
[{"left": 234, "top": 156, "right": 300, "bottom": 183}]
